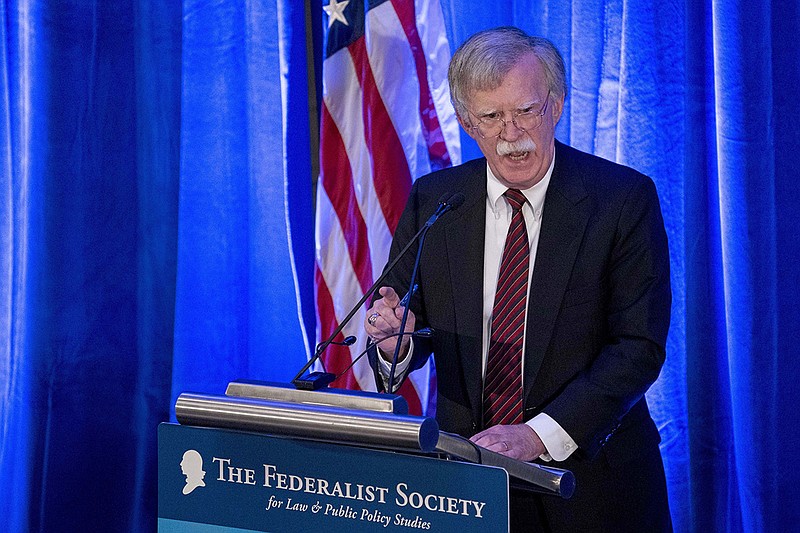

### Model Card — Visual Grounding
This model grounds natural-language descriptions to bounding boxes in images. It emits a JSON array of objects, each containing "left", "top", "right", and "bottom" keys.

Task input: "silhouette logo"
[{"left": 180, "top": 449, "right": 206, "bottom": 495}]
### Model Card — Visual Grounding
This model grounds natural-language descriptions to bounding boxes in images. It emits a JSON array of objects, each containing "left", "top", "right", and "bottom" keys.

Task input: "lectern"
[{"left": 158, "top": 381, "right": 574, "bottom": 532}]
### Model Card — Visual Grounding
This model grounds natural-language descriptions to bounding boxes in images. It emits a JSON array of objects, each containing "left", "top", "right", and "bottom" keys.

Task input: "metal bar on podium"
[
  {"left": 173, "top": 380, "right": 574, "bottom": 499},
  {"left": 175, "top": 392, "right": 438, "bottom": 452},
  {"left": 225, "top": 380, "right": 409, "bottom": 414}
]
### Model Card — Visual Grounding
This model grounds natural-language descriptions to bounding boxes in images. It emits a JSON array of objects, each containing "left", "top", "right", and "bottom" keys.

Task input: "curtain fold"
[
  {"left": 130, "top": 2, "right": 183, "bottom": 529},
  {"left": 0, "top": 1, "right": 181, "bottom": 530},
  {"left": 171, "top": 0, "right": 312, "bottom": 414},
  {"left": 771, "top": 1, "right": 800, "bottom": 529},
  {"left": 711, "top": 3, "right": 777, "bottom": 530}
]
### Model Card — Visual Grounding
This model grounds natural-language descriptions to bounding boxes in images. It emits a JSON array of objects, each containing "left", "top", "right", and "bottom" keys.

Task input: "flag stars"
[{"left": 323, "top": 0, "right": 350, "bottom": 28}]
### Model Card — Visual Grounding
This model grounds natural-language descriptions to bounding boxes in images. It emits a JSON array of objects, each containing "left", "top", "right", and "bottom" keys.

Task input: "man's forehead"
[
  {"left": 464, "top": 55, "right": 548, "bottom": 110},
  {"left": 467, "top": 83, "right": 547, "bottom": 112}
]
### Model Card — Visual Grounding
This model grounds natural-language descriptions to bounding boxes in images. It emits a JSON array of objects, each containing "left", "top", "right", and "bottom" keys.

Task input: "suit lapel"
[
  {"left": 524, "top": 143, "right": 590, "bottom": 401},
  {"left": 436, "top": 148, "right": 591, "bottom": 418},
  {"left": 444, "top": 162, "right": 487, "bottom": 421}
]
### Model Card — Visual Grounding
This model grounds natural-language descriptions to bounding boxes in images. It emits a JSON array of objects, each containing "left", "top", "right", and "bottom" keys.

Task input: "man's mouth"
[
  {"left": 497, "top": 138, "right": 536, "bottom": 160},
  {"left": 506, "top": 151, "right": 529, "bottom": 161}
]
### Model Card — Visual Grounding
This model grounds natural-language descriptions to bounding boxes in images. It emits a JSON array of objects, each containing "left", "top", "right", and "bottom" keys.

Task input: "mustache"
[{"left": 496, "top": 136, "right": 536, "bottom": 156}]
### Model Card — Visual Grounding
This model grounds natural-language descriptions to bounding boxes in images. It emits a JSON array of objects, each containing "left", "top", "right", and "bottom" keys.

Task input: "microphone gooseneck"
[
  {"left": 387, "top": 192, "right": 464, "bottom": 391},
  {"left": 292, "top": 192, "right": 462, "bottom": 391},
  {"left": 335, "top": 328, "right": 435, "bottom": 381}
]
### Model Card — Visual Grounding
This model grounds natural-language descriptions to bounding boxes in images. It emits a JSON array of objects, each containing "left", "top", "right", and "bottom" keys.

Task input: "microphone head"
[
  {"left": 412, "top": 327, "right": 435, "bottom": 338},
  {"left": 342, "top": 335, "right": 357, "bottom": 346},
  {"left": 436, "top": 192, "right": 451, "bottom": 206},
  {"left": 446, "top": 193, "right": 465, "bottom": 210}
]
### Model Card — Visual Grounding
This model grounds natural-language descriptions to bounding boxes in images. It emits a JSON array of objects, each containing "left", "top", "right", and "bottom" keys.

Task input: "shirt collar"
[{"left": 486, "top": 146, "right": 555, "bottom": 217}]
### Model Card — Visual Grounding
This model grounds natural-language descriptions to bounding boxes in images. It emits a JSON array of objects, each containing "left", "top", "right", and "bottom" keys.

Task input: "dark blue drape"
[
  {"left": 0, "top": 0, "right": 313, "bottom": 530},
  {"left": 1, "top": 0, "right": 798, "bottom": 531},
  {"left": 1, "top": 1, "right": 181, "bottom": 530}
]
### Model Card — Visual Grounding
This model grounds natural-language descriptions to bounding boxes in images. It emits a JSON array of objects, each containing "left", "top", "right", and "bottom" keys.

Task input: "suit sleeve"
[
  {"left": 366, "top": 180, "right": 437, "bottom": 391},
  {"left": 542, "top": 176, "right": 671, "bottom": 458}
]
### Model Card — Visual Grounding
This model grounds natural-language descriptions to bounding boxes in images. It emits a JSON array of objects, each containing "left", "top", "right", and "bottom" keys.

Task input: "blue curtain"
[
  {"left": 1, "top": 1, "right": 182, "bottom": 530},
  {"left": 171, "top": 0, "right": 314, "bottom": 411},
  {"left": 439, "top": 1, "right": 800, "bottom": 529},
  {"left": 1, "top": 0, "right": 798, "bottom": 531},
  {"left": 0, "top": 0, "right": 312, "bottom": 530}
]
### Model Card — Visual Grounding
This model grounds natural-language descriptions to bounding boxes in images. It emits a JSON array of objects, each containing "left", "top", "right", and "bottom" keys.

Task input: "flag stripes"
[
  {"left": 319, "top": 105, "right": 374, "bottom": 293},
  {"left": 390, "top": 0, "right": 451, "bottom": 170},
  {"left": 348, "top": 37, "right": 411, "bottom": 232},
  {"left": 315, "top": 0, "right": 460, "bottom": 415}
]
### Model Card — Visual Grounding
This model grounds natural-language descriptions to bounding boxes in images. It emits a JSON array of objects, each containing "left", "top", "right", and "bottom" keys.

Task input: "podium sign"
[{"left": 158, "top": 423, "right": 509, "bottom": 532}]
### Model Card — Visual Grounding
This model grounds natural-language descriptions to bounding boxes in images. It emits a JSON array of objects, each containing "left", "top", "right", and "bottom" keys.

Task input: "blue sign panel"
[{"left": 158, "top": 423, "right": 509, "bottom": 532}]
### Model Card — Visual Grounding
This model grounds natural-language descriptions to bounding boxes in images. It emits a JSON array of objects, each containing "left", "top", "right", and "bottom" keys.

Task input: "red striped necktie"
[{"left": 483, "top": 188, "right": 529, "bottom": 427}]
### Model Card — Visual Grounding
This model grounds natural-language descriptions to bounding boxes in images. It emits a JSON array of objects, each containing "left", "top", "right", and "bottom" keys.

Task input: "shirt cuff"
[
  {"left": 376, "top": 339, "right": 414, "bottom": 391},
  {"left": 527, "top": 413, "right": 578, "bottom": 462}
]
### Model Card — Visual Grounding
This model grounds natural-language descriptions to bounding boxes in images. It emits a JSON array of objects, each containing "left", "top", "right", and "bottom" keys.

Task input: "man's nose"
[{"left": 498, "top": 118, "right": 526, "bottom": 141}]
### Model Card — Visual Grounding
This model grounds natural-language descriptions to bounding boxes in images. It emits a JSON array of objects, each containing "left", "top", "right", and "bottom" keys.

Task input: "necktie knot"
[{"left": 504, "top": 189, "right": 527, "bottom": 212}]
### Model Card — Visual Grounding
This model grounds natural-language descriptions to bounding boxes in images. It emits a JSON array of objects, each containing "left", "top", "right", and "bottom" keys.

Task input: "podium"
[{"left": 158, "top": 381, "right": 574, "bottom": 532}]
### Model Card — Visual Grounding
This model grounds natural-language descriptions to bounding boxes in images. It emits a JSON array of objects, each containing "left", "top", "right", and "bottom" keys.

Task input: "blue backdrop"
[{"left": 1, "top": 0, "right": 798, "bottom": 531}]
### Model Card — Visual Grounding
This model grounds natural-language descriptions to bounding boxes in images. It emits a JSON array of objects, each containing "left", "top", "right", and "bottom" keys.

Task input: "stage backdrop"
[{"left": 1, "top": 0, "right": 798, "bottom": 532}]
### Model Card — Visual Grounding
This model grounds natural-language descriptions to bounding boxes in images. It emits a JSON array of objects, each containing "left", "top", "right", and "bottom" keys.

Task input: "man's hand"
[
  {"left": 470, "top": 424, "right": 546, "bottom": 461},
  {"left": 364, "top": 287, "right": 416, "bottom": 360}
]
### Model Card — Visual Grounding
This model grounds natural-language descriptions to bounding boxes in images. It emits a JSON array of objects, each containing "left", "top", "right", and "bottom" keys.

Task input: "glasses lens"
[
  {"left": 479, "top": 121, "right": 503, "bottom": 137},
  {"left": 514, "top": 112, "right": 542, "bottom": 131},
  {"left": 472, "top": 93, "right": 548, "bottom": 138}
]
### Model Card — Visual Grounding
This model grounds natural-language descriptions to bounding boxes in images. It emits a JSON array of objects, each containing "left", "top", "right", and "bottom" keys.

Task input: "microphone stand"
[
  {"left": 387, "top": 228, "right": 428, "bottom": 392},
  {"left": 335, "top": 328, "right": 434, "bottom": 382},
  {"left": 292, "top": 197, "right": 455, "bottom": 390},
  {"left": 386, "top": 194, "right": 462, "bottom": 392}
]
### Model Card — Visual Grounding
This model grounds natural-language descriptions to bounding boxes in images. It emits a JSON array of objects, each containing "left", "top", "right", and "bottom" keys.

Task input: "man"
[{"left": 364, "top": 27, "right": 671, "bottom": 532}]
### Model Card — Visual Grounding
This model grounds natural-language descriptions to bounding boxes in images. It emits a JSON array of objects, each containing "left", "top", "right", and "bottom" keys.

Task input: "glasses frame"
[{"left": 468, "top": 90, "right": 552, "bottom": 139}]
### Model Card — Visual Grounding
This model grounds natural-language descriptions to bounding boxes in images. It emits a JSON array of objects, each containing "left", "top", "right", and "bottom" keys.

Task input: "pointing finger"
[{"left": 378, "top": 286, "right": 400, "bottom": 307}]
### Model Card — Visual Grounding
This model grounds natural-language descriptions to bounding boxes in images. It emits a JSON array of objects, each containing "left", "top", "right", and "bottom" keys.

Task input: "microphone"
[
  {"left": 291, "top": 335, "right": 358, "bottom": 391},
  {"left": 446, "top": 192, "right": 466, "bottom": 209},
  {"left": 329, "top": 336, "right": 357, "bottom": 347},
  {"left": 387, "top": 192, "right": 465, "bottom": 391},
  {"left": 424, "top": 192, "right": 465, "bottom": 227},
  {"left": 335, "top": 328, "right": 435, "bottom": 381},
  {"left": 292, "top": 192, "right": 462, "bottom": 391}
]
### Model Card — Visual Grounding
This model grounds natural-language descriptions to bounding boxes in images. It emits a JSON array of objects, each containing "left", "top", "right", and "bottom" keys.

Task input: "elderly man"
[{"left": 365, "top": 26, "right": 671, "bottom": 531}]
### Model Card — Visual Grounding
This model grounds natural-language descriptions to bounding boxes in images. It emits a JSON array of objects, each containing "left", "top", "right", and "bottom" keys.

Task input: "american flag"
[{"left": 314, "top": 0, "right": 460, "bottom": 415}]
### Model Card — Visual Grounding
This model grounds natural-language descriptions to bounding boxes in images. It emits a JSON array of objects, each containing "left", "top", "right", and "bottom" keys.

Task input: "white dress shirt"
[{"left": 483, "top": 154, "right": 577, "bottom": 462}]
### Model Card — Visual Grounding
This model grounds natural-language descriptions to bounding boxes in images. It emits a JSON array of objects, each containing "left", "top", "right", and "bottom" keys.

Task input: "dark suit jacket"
[{"left": 372, "top": 141, "right": 672, "bottom": 531}]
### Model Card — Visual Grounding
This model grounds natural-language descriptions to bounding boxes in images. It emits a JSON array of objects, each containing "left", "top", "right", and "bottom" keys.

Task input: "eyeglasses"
[{"left": 468, "top": 91, "right": 551, "bottom": 139}]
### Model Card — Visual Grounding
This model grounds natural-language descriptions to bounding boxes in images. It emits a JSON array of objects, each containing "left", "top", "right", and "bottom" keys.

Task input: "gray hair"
[{"left": 448, "top": 27, "right": 567, "bottom": 120}]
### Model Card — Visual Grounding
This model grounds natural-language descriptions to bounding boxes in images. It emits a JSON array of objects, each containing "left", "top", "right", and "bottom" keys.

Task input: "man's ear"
[
  {"left": 551, "top": 93, "right": 565, "bottom": 125},
  {"left": 456, "top": 111, "right": 478, "bottom": 140}
]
